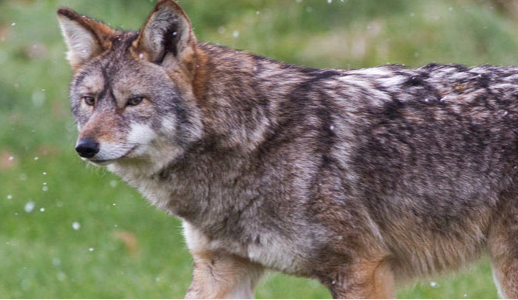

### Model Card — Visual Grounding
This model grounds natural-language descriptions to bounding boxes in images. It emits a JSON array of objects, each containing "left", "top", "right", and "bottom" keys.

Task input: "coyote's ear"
[
  {"left": 57, "top": 8, "right": 115, "bottom": 71},
  {"left": 135, "top": 0, "right": 196, "bottom": 68}
]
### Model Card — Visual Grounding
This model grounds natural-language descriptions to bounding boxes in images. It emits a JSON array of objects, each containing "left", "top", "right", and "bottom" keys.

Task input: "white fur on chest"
[
  {"left": 115, "top": 170, "right": 308, "bottom": 273},
  {"left": 183, "top": 221, "right": 307, "bottom": 274},
  {"left": 134, "top": 177, "right": 171, "bottom": 210}
]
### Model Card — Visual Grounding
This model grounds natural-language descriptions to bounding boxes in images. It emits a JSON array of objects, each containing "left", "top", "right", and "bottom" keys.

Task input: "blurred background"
[{"left": 1, "top": 0, "right": 518, "bottom": 298}]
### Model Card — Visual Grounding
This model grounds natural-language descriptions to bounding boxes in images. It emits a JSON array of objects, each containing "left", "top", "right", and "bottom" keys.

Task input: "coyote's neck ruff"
[{"left": 59, "top": 0, "right": 518, "bottom": 298}]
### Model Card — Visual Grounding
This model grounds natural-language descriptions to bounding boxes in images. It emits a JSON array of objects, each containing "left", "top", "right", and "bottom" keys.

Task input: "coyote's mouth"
[{"left": 87, "top": 146, "right": 138, "bottom": 165}]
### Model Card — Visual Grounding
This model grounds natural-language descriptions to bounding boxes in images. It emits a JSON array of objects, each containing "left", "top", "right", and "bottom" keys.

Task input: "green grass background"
[{"left": 1, "top": 0, "right": 517, "bottom": 298}]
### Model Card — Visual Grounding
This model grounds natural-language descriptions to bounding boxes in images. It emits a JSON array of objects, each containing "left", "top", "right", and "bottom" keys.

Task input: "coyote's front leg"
[
  {"left": 185, "top": 251, "right": 264, "bottom": 299},
  {"left": 183, "top": 222, "right": 264, "bottom": 298}
]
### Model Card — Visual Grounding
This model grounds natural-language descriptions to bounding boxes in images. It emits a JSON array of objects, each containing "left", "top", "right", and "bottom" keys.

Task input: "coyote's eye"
[
  {"left": 83, "top": 96, "right": 95, "bottom": 106},
  {"left": 127, "top": 97, "right": 144, "bottom": 106}
]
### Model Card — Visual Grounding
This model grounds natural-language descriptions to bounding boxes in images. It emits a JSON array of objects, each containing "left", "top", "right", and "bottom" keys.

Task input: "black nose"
[{"left": 75, "top": 138, "right": 100, "bottom": 158}]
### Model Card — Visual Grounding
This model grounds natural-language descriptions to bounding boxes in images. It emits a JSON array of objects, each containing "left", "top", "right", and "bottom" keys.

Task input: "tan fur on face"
[{"left": 78, "top": 111, "right": 120, "bottom": 143}]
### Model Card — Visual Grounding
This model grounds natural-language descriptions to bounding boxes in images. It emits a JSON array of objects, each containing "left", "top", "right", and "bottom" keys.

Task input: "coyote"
[{"left": 58, "top": 0, "right": 518, "bottom": 298}]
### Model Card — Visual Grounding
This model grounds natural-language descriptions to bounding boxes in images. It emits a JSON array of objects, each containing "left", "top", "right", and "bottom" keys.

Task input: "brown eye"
[
  {"left": 83, "top": 96, "right": 95, "bottom": 106},
  {"left": 127, "top": 97, "right": 144, "bottom": 106}
]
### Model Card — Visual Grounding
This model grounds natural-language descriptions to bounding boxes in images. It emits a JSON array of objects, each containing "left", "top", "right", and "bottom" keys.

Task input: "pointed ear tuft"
[
  {"left": 57, "top": 8, "right": 115, "bottom": 70},
  {"left": 135, "top": 0, "right": 196, "bottom": 67}
]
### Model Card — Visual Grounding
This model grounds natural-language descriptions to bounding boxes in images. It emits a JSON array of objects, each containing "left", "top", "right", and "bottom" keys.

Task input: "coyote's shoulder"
[{"left": 58, "top": 0, "right": 518, "bottom": 298}]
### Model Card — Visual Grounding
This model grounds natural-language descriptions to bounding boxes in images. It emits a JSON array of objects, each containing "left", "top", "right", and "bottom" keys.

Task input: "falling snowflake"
[
  {"left": 72, "top": 222, "right": 81, "bottom": 230},
  {"left": 24, "top": 201, "right": 35, "bottom": 213}
]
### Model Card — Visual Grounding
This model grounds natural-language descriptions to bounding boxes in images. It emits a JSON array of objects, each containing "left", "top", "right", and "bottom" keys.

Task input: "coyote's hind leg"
[{"left": 489, "top": 204, "right": 518, "bottom": 299}]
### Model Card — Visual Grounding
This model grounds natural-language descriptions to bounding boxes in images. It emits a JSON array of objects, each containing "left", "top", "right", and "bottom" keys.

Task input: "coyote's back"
[{"left": 58, "top": 1, "right": 518, "bottom": 298}]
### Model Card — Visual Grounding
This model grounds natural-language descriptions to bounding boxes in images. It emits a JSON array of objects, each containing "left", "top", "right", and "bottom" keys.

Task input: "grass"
[{"left": 0, "top": 0, "right": 515, "bottom": 297}]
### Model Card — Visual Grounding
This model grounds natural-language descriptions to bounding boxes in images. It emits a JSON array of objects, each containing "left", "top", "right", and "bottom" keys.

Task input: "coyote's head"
[{"left": 57, "top": 0, "right": 202, "bottom": 169}]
